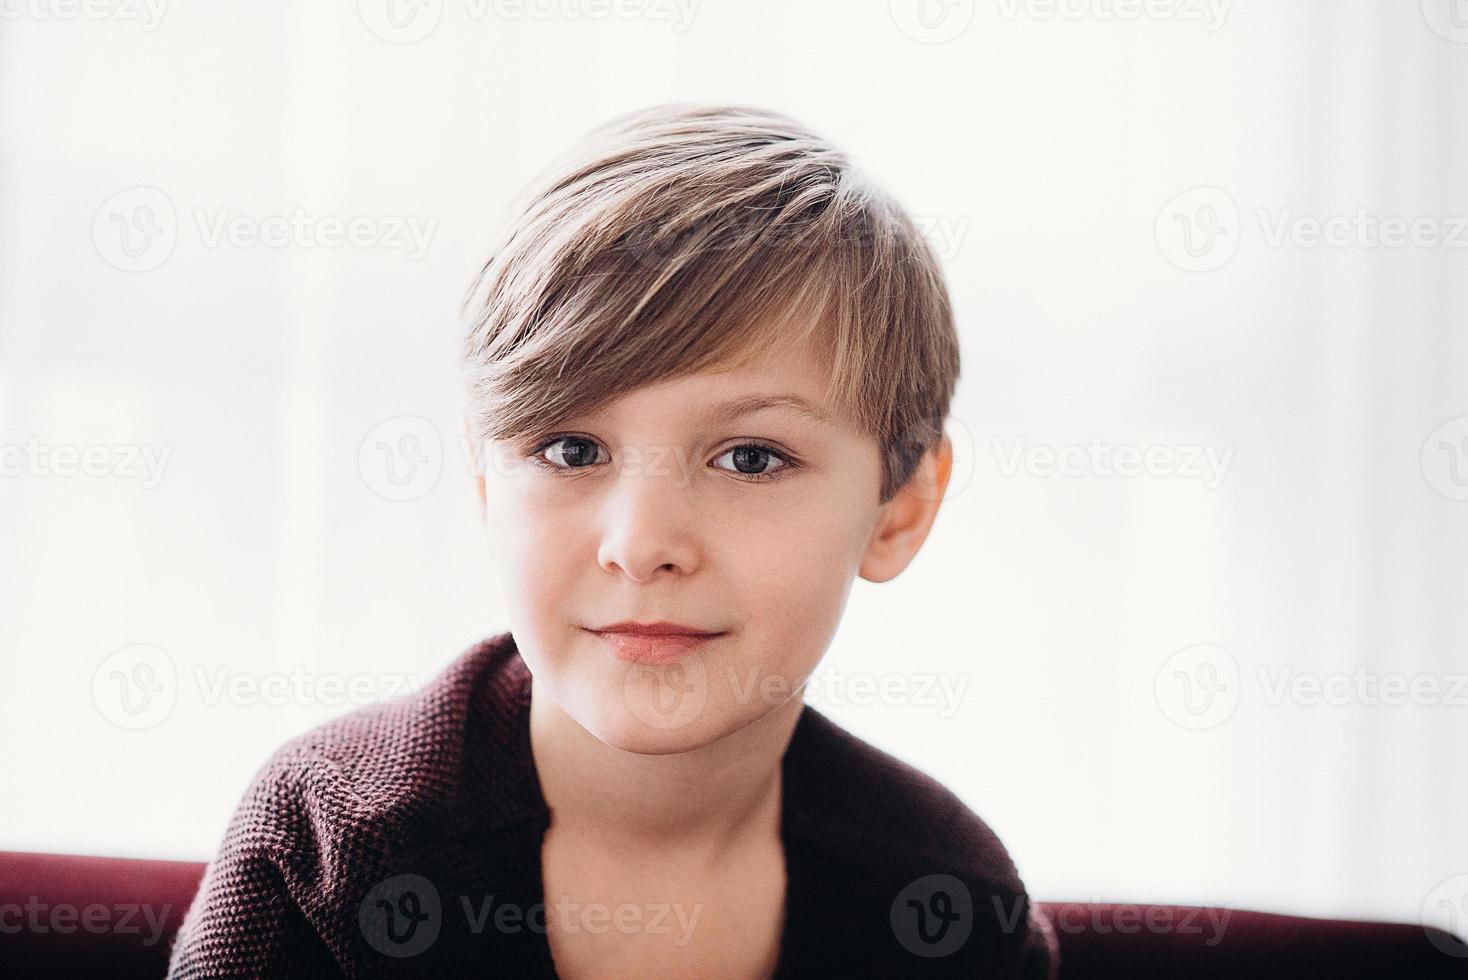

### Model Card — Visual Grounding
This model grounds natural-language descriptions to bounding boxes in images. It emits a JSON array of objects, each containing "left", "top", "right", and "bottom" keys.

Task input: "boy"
[{"left": 168, "top": 103, "right": 1057, "bottom": 979}]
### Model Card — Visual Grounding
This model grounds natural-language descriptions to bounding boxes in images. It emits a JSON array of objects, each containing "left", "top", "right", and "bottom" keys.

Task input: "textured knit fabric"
[{"left": 167, "top": 632, "right": 1058, "bottom": 978}]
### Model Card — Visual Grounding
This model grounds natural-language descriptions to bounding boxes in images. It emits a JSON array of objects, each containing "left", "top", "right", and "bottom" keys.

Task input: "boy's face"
[{"left": 474, "top": 333, "right": 949, "bottom": 753}]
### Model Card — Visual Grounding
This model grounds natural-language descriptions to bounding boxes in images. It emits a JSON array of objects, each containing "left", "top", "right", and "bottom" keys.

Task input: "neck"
[{"left": 528, "top": 684, "right": 804, "bottom": 863}]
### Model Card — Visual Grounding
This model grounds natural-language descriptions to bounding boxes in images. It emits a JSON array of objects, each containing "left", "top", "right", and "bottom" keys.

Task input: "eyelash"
[{"left": 524, "top": 435, "right": 800, "bottom": 484}]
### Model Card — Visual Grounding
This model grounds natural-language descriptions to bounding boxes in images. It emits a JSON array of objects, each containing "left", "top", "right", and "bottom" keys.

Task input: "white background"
[{"left": 2, "top": 0, "right": 1466, "bottom": 938}]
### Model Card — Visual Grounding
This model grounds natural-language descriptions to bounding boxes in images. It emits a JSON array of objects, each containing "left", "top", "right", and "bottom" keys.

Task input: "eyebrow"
[{"left": 703, "top": 394, "right": 834, "bottom": 427}]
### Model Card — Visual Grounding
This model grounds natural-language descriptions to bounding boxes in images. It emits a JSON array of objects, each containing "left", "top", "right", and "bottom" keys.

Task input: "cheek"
[
  {"left": 482, "top": 478, "right": 585, "bottom": 627},
  {"left": 727, "top": 500, "right": 867, "bottom": 658}
]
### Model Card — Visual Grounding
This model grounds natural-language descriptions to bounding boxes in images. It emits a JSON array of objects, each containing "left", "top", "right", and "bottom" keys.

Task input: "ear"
[
  {"left": 858, "top": 434, "right": 954, "bottom": 584},
  {"left": 464, "top": 419, "right": 487, "bottom": 520}
]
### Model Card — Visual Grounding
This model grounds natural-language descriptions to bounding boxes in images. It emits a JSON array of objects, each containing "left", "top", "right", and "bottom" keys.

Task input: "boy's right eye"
[{"left": 533, "top": 436, "right": 606, "bottom": 471}]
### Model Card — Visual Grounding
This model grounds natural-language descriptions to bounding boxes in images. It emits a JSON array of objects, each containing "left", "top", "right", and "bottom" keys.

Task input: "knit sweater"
[{"left": 166, "top": 632, "right": 1058, "bottom": 978}]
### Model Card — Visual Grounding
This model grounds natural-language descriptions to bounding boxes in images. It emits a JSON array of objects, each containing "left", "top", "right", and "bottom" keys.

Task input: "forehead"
[{"left": 585, "top": 334, "right": 839, "bottom": 425}]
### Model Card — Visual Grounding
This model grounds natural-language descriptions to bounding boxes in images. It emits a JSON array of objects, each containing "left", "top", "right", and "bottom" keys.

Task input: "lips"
[
  {"left": 590, "top": 620, "right": 723, "bottom": 637},
  {"left": 585, "top": 621, "right": 726, "bottom": 665}
]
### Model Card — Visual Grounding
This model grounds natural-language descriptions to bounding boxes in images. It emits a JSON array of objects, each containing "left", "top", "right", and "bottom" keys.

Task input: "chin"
[
  {"left": 593, "top": 722, "right": 719, "bottom": 756},
  {"left": 579, "top": 697, "right": 735, "bottom": 755},
  {"left": 547, "top": 637, "right": 804, "bottom": 754}
]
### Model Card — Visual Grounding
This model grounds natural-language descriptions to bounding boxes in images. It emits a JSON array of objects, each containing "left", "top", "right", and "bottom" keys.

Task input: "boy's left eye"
[{"left": 711, "top": 444, "right": 790, "bottom": 479}]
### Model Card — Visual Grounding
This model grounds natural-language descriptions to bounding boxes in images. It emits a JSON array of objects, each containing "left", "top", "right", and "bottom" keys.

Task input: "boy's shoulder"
[
  {"left": 781, "top": 703, "right": 1059, "bottom": 978},
  {"left": 783, "top": 702, "right": 1024, "bottom": 888},
  {"left": 233, "top": 632, "right": 536, "bottom": 855},
  {"left": 173, "top": 635, "right": 551, "bottom": 976}
]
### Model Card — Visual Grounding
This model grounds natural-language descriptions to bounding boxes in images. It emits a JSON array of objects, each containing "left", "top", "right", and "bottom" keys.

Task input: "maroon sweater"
[{"left": 167, "top": 632, "right": 1058, "bottom": 978}]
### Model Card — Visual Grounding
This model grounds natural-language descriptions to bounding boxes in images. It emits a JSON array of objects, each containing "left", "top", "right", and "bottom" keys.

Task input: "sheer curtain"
[{"left": 2, "top": 0, "right": 1464, "bottom": 935}]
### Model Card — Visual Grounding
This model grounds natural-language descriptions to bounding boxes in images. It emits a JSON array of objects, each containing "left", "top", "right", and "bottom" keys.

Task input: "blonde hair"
[{"left": 459, "top": 103, "right": 959, "bottom": 504}]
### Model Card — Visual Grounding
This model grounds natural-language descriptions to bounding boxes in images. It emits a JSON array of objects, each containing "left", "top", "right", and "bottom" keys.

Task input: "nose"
[{"left": 595, "top": 464, "right": 700, "bottom": 583}]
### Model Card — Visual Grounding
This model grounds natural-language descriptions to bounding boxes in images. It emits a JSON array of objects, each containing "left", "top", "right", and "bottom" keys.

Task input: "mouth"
[{"left": 583, "top": 621, "right": 727, "bottom": 665}]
